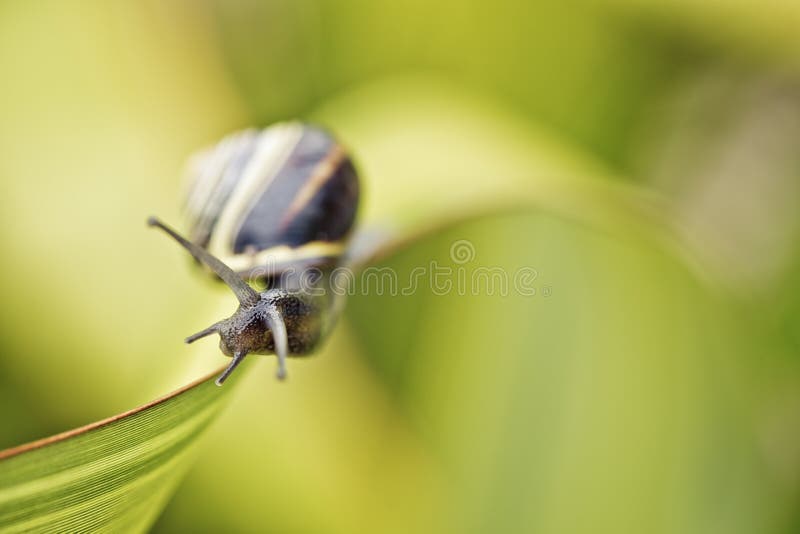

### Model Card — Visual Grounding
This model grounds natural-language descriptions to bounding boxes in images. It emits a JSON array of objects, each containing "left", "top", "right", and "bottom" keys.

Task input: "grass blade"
[{"left": 0, "top": 367, "right": 236, "bottom": 533}]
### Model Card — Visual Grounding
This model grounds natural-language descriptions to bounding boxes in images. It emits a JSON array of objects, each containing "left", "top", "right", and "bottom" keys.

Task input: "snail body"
[{"left": 150, "top": 123, "right": 359, "bottom": 385}]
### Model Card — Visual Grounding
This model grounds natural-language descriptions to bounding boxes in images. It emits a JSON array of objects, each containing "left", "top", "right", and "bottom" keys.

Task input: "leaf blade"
[{"left": 0, "top": 366, "right": 236, "bottom": 533}]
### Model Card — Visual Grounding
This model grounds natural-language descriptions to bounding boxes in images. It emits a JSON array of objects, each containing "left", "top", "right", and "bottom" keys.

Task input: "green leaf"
[{"left": 0, "top": 366, "right": 236, "bottom": 533}]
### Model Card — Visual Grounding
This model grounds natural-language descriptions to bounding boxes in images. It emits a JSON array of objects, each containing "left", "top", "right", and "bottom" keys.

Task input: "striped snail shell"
[
  {"left": 183, "top": 122, "right": 360, "bottom": 280},
  {"left": 149, "top": 122, "right": 360, "bottom": 386}
]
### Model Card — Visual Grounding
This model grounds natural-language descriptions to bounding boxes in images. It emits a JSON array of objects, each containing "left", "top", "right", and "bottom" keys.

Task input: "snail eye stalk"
[
  {"left": 216, "top": 351, "right": 247, "bottom": 386},
  {"left": 147, "top": 216, "right": 259, "bottom": 307},
  {"left": 184, "top": 323, "right": 220, "bottom": 345},
  {"left": 265, "top": 308, "right": 288, "bottom": 380}
]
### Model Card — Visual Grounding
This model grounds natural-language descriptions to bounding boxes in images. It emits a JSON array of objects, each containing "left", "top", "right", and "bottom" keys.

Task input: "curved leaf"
[{"left": 0, "top": 366, "right": 236, "bottom": 533}]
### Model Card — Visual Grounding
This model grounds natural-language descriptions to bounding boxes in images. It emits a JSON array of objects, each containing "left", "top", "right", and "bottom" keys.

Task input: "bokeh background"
[{"left": 1, "top": 1, "right": 799, "bottom": 532}]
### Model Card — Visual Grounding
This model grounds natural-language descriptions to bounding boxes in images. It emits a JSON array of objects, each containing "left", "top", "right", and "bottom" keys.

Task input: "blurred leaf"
[
  {"left": 205, "top": 0, "right": 691, "bottom": 169},
  {"left": 0, "top": 367, "right": 236, "bottom": 533},
  {"left": 345, "top": 211, "right": 779, "bottom": 534},
  {"left": 633, "top": 67, "right": 800, "bottom": 294},
  {"left": 313, "top": 75, "right": 687, "bottom": 270},
  {"left": 596, "top": 0, "right": 800, "bottom": 63}
]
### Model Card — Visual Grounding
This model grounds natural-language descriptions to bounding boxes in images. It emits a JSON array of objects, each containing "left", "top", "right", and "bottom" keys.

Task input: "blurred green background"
[{"left": 1, "top": 0, "right": 799, "bottom": 532}]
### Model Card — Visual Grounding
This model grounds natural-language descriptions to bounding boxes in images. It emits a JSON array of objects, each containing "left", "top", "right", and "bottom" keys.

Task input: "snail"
[{"left": 149, "top": 122, "right": 359, "bottom": 385}]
